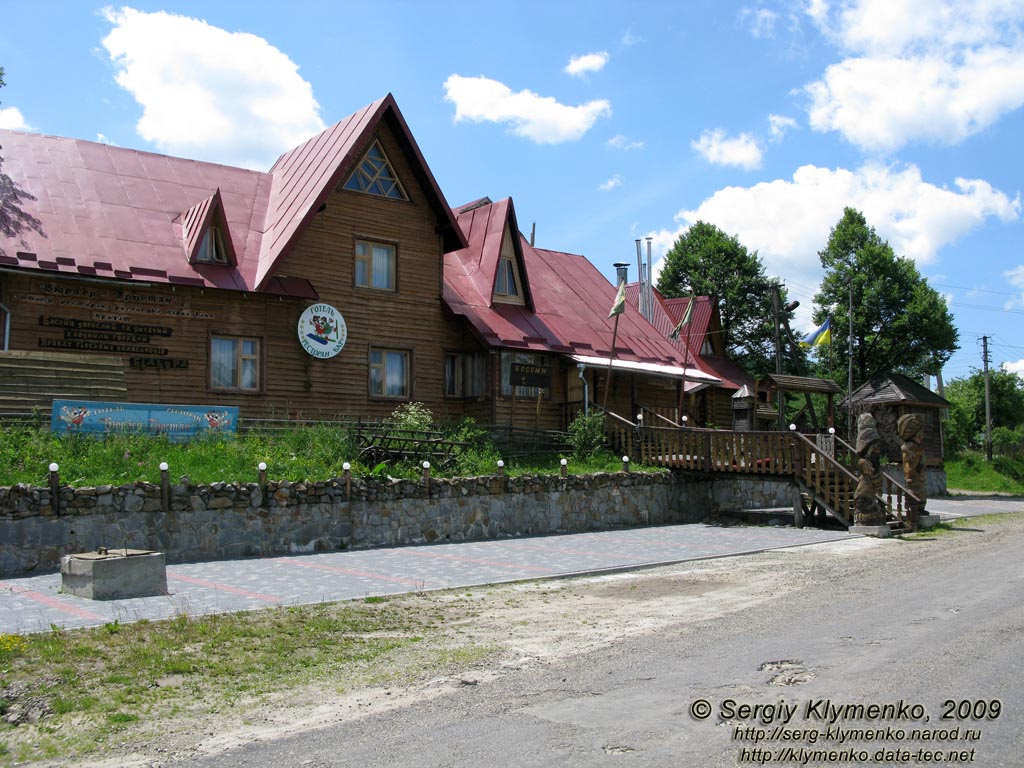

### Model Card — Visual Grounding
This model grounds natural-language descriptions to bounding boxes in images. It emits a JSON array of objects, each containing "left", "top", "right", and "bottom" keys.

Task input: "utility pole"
[
  {"left": 982, "top": 335, "right": 993, "bottom": 461},
  {"left": 847, "top": 279, "right": 854, "bottom": 441},
  {"left": 771, "top": 283, "right": 784, "bottom": 429}
]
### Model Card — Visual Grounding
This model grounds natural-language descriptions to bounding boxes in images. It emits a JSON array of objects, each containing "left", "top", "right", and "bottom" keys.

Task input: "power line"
[
  {"left": 933, "top": 282, "right": 1021, "bottom": 298},
  {"left": 948, "top": 301, "right": 1024, "bottom": 316}
]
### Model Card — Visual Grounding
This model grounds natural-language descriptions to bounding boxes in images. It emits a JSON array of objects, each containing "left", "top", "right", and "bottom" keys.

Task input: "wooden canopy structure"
[{"left": 760, "top": 373, "right": 844, "bottom": 430}]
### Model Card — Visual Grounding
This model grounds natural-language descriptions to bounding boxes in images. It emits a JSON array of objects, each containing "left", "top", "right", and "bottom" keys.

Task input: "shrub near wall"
[{"left": 0, "top": 471, "right": 705, "bottom": 577}]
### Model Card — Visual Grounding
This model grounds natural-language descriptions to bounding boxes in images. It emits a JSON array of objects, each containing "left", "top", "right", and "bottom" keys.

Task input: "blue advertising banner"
[{"left": 51, "top": 400, "right": 239, "bottom": 442}]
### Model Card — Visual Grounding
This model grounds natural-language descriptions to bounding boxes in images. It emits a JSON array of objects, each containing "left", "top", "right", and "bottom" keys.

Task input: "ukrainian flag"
[{"left": 800, "top": 318, "right": 832, "bottom": 347}]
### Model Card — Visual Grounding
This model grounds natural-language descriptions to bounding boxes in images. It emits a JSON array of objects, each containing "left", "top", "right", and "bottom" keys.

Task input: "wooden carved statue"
[
  {"left": 853, "top": 413, "right": 886, "bottom": 525},
  {"left": 898, "top": 413, "right": 927, "bottom": 525}
]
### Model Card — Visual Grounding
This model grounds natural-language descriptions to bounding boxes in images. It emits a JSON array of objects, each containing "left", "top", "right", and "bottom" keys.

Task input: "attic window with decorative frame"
[
  {"left": 196, "top": 226, "right": 229, "bottom": 265},
  {"left": 343, "top": 141, "right": 408, "bottom": 200}
]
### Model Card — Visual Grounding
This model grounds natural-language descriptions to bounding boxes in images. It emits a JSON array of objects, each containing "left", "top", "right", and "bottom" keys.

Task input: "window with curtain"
[
  {"left": 493, "top": 227, "right": 525, "bottom": 305},
  {"left": 500, "top": 351, "right": 548, "bottom": 398},
  {"left": 445, "top": 353, "right": 486, "bottom": 398},
  {"left": 196, "top": 226, "right": 229, "bottom": 264},
  {"left": 355, "top": 240, "right": 396, "bottom": 291},
  {"left": 370, "top": 348, "right": 410, "bottom": 399},
  {"left": 210, "top": 336, "right": 260, "bottom": 391}
]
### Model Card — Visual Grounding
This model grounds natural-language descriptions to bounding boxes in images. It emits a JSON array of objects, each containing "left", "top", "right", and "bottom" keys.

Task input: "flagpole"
[
  {"left": 670, "top": 294, "right": 695, "bottom": 424},
  {"left": 603, "top": 263, "right": 630, "bottom": 413},
  {"left": 602, "top": 314, "right": 620, "bottom": 412}
]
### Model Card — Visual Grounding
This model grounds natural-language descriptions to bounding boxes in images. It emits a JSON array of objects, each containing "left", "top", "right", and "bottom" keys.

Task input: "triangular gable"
[
  {"left": 447, "top": 197, "right": 534, "bottom": 313},
  {"left": 181, "top": 188, "right": 237, "bottom": 266},
  {"left": 663, "top": 294, "right": 725, "bottom": 355},
  {"left": 491, "top": 201, "right": 533, "bottom": 310},
  {"left": 255, "top": 93, "right": 467, "bottom": 291}
]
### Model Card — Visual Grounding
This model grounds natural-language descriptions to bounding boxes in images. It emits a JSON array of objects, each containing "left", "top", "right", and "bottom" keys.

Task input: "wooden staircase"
[{"left": 601, "top": 409, "right": 921, "bottom": 532}]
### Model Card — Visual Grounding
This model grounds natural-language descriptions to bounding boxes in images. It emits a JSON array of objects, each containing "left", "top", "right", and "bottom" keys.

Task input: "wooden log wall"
[{"left": 0, "top": 350, "right": 127, "bottom": 412}]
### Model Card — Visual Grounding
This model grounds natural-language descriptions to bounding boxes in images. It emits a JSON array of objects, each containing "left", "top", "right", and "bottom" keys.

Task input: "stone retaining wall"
[{"left": 1, "top": 471, "right": 714, "bottom": 577}]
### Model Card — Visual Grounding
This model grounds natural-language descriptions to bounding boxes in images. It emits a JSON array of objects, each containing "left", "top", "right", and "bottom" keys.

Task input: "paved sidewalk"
[
  {"left": 2, "top": 495, "right": 1019, "bottom": 636},
  {"left": 0, "top": 523, "right": 857, "bottom": 635}
]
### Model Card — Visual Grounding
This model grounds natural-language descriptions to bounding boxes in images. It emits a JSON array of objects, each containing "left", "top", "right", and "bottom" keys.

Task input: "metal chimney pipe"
[
  {"left": 645, "top": 238, "right": 654, "bottom": 323},
  {"left": 635, "top": 239, "right": 644, "bottom": 317}
]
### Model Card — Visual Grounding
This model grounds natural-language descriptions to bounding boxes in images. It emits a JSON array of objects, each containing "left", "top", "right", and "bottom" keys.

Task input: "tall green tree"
[
  {"left": 656, "top": 221, "right": 782, "bottom": 376},
  {"left": 812, "top": 208, "right": 958, "bottom": 388}
]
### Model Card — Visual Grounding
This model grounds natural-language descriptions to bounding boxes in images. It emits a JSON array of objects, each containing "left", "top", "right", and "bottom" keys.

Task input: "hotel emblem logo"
[{"left": 297, "top": 304, "right": 348, "bottom": 359}]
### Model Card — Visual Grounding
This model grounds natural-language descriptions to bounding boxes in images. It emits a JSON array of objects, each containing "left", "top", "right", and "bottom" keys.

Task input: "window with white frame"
[
  {"left": 355, "top": 240, "right": 396, "bottom": 291},
  {"left": 210, "top": 336, "right": 260, "bottom": 391},
  {"left": 370, "top": 347, "right": 410, "bottom": 399},
  {"left": 500, "top": 351, "right": 548, "bottom": 398},
  {"left": 445, "top": 352, "right": 486, "bottom": 398},
  {"left": 493, "top": 228, "right": 525, "bottom": 304},
  {"left": 196, "top": 226, "right": 229, "bottom": 264}
]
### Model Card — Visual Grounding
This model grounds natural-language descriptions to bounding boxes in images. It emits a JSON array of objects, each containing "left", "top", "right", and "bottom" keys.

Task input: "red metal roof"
[
  {"left": 0, "top": 94, "right": 465, "bottom": 299},
  {"left": 624, "top": 286, "right": 753, "bottom": 391},
  {"left": 444, "top": 198, "right": 694, "bottom": 366}
]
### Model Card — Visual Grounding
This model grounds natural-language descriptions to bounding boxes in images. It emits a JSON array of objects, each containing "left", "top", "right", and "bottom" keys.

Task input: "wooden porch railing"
[{"left": 607, "top": 417, "right": 914, "bottom": 529}]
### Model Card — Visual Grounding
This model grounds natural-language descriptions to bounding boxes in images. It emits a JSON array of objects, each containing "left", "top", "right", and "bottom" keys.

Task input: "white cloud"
[
  {"left": 607, "top": 134, "right": 644, "bottom": 150},
  {"left": 598, "top": 174, "right": 623, "bottom": 191},
  {"left": 1004, "top": 265, "right": 1024, "bottom": 287},
  {"left": 691, "top": 129, "right": 763, "bottom": 170},
  {"left": 443, "top": 75, "right": 612, "bottom": 144},
  {"left": 565, "top": 52, "right": 609, "bottom": 77},
  {"left": 806, "top": 49, "right": 1024, "bottom": 152},
  {"left": 742, "top": 7, "right": 778, "bottom": 38},
  {"left": 101, "top": 7, "right": 325, "bottom": 170},
  {"left": 803, "top": 0, "right": 1024, "bottom": 152},
  {"left": 769, "top": 114, "right": 798, "bottom": 140},
  {"left": 1003, "top": 359, "right": 1024, "bottom": 377},
  {"left": 95, "top": 133, "right": 118, "bottom": 146},
  {"left": 1004, "top": 264, "right": 1024, "bottom": 308},
  {"left": 621, "top": 29, "right": 642, "bottom": 46},
  {"left": 824, "top": 0, "right": 1024, "bottom": 56},
  {"left": 0, "top": 106, "right": 30, "bottom": 131},
  {"left": 647, "top": 162, "right": 1021, "bottom": 328}
]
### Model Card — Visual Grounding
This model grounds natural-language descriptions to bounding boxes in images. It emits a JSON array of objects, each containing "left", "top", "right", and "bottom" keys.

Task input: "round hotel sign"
[{"left": 297, "top": 303, "right": 348, "bottom": 359}]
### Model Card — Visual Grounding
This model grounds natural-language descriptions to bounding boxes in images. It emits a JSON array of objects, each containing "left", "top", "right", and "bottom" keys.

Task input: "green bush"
[
  {"left": 567, "top": 411, "right": 607, "bottom": 460},
  {"left": 992, "top": 425, "right": 1024, "bottom": 458}
]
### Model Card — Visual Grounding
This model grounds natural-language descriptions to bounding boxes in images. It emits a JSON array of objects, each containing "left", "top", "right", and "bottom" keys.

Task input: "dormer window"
[
  {"left": 493, "top": 228, "right": 525, "bottom": 305},
  {"left": 496, "top": 256, "right": 519, "bottom": 296},
  {"left": 196, "top": 226, "right": 229, "bottom": 265},
  {"left": 343, "top": 141, "right": 408, "bottom": 200},
  {"left": 183, "top": 189, "right": 236, "bottom": 267}
]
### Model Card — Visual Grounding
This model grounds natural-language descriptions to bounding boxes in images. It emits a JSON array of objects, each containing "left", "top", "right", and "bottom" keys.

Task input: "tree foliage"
[
  {"left": 812, "top": 208, "right": 958, "bottom": 388},
  {"left": 656, "top": 221, "right": 783, "bottom": 377},
  {"left": 943, "top": 368, "right": 1024, "bottom": 454}
]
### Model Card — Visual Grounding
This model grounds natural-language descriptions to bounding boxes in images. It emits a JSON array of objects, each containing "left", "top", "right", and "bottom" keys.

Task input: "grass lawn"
[
  {"left": 0, "top": 424, "right": 654, "bottom": 488},
  {"left": 944, "top": 452, "right": 1024, "bottom": 496}
]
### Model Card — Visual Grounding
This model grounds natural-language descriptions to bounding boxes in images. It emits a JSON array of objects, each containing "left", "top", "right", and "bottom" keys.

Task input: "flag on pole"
[
  {"left": 669, "top": 296, "right": 694, "bottom": 341},
  {"left": 800, "top": 318, "right": 832, "bottom": 347},
  {"left": 608, "top": 279, "right": 627, "bottom": 318}
]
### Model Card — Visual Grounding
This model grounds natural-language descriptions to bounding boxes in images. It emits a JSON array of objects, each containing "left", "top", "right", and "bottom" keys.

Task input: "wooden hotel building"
[{"left": 0, "top": 94, "right": 723, "bottom": 428}]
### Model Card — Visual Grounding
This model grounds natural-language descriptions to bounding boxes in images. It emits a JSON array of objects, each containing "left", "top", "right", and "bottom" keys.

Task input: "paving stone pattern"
[{"left": 0, "top": 523, "right": 858, "bottom": 634}]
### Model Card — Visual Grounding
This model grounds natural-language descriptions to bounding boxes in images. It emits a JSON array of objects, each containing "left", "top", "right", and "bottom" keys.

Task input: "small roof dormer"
[{"left": 183, "top": 188, "right": 237, "bottom": 267}]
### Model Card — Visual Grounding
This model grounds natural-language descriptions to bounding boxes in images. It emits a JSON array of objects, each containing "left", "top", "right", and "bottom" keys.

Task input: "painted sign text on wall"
[{"left": 51, "top": 400, "right": 238, "bottom": 441}]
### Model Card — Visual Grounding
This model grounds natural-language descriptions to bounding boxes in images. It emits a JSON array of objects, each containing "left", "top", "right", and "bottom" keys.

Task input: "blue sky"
[{"left": 2, "top": 1, "right": 1023, "bottom": 383}]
